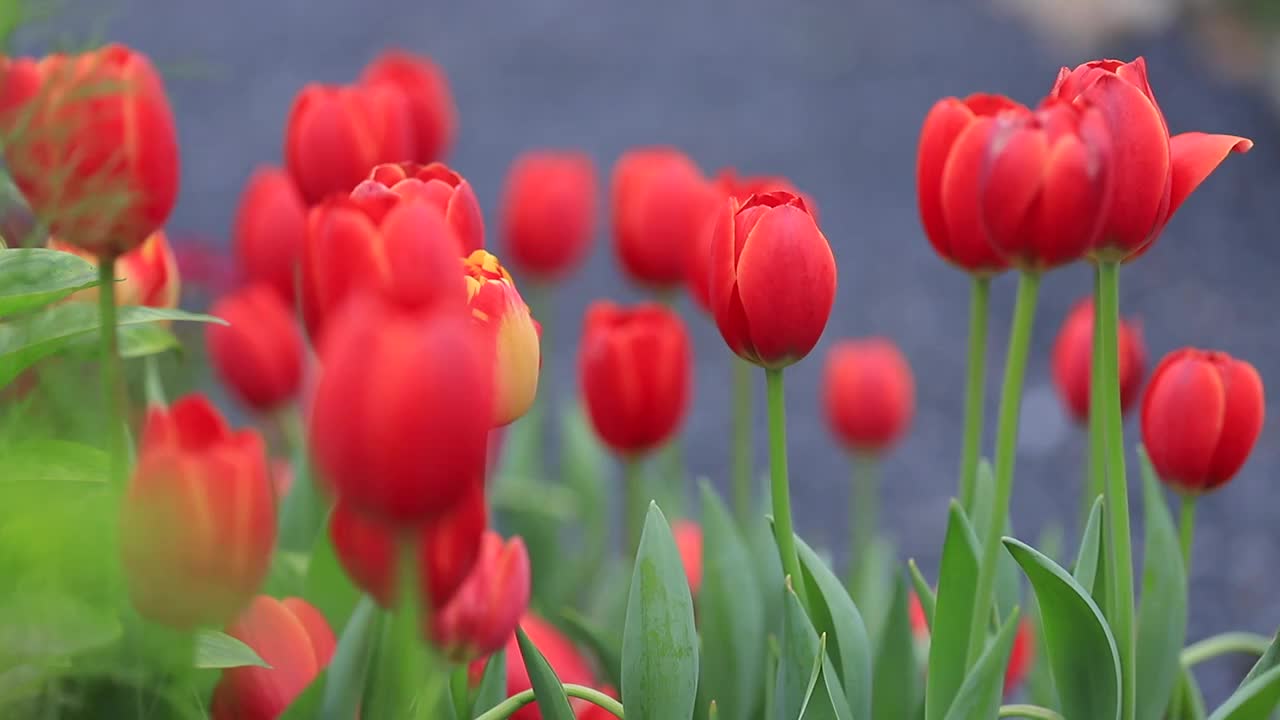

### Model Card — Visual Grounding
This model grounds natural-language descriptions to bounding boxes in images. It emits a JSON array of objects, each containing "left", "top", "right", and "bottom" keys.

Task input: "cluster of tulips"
[{"left": 0, "top": 25, "right": 1274, "bottom": 720}]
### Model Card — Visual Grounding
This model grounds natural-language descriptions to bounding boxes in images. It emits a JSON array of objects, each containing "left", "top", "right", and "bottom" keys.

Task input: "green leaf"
[
  {"left": 278, "top": 447, "right": 327, "bottom": 553},
  {"left": 560, "top": 607, "right": 622, "bottom": 690},
  {"left": 471, "top": 649, "right": 507, "bottom": 716},
  {"left": 303, "top": 513, "right": 362, "bottom": 631},
  {"left": 0, "top": 592, "right": 122, "bottom": 664},
  {"left": 0, "top": 248, "right": 98, "bottom": 318},
  {"left": 747, "top": 502, "right": 785, "bottom": 637},
  {"left": 942, "top": 608, "right": 1022, "bottom": 720},
  {"left": 798, "top": 635, "right": 856, "bottom": 720},
  {"left": 1073, "top": 496, "right": 1104, "bottom": 593},
  {"left": 697, "top": 482, "right": 765, "bottom": 720},
  {"left": 1135, "top": 447, "right": 1188, "bottom": 720},
  {"left": 112, "top": 321, "right": 179, "bottom": 359},
  {"left": 1241, "top": 632, "right": 1280, "bottom": 688},
  {"left": 563, "top": 404, "right": 609, "bottom": 580},
  {"left": 193, "top": 630, "right": 269, "bottom": 669},
  {"left": 516, "top": 624, "right": 576, "bottom": 720},
  {"left": 873, "top": 572, "right": 920, "bottom": 720},
  {"left": 0, "top": 439, "right": 106, "bottom": 484},
  {"left": 1207, "top": 665, "right": 1280, "bottom": 720},
  {"left": 621, "top": 503, "right": 699, "bottom": 720},
  {"left": 777, "top": 576, "right": 823, "bottom": 720},
  {"left": 850, "top": 537, "right": 894, "bottom": 651},
  {"left": 317, "top": 596, "right": 380, "bottom": 720},
  {"left": 907, "top": 559, "right": 936, "bottom": 631},
  {"left": 926, "top": 501, "right": 981, "bottom": 720},
  {"left": 1004, "top": 537, "right": 1121, "bottom": 720},
  {"left": 795, "top": 535, "right": 872, "bottom": 719},
  {"left": 1180, "top": 666, "right": 1209, "bottom": 720},
  {"left": 970, "top": 459, "right": 996, "bottom": 541}
]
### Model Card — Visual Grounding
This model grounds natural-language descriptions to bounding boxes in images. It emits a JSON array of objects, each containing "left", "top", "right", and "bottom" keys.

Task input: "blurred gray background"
[{"left": 18, "top": 0, "right": 1280, "bottom": 705}]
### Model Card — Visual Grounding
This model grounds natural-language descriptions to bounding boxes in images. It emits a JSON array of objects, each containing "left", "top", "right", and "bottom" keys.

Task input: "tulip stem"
[
  {"left": 1179, "top": 495, "right": 1196, "bottom": 577},
  {"left": 98, "top": 256, "right": 128, "bottom": 487},
  {"left": 959, "top": 275, "right": 991, "bottom": 512},
  {"left": 732, "top": 356, "right": 755, "bottom": 525},
  {"left": 965, "top": 271, "right": 1039, "bottom": 670},
  {"left": 1084, "top": 267, "right": 1106, "bottom": 530},
  {"left": 848, "top": 453, "right": 878, "bottom": 586},
  {"left": 766, "top": 367, "right": 809, "bottom": 610},
  {"left": 471, "top": 684, "right": 625, "bottom": 720},
  {"left": 997, "top": 705, "right": 1064, "bottom": 720},
  {"left": 624, "top": 458, "right": 646, "bottom": 559},
  {"left": 1097, "top": 259, "right": 1136, "bottom": 720}
]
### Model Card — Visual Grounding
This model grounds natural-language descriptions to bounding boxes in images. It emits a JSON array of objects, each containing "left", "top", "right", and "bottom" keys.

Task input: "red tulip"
[
  {"left": 917, "top": 93, "right": 1023, "bottom": 275},
  {"left": 823, "top": 338, "right": 915, "bottom": 453},
  {"left": 1141, "top": 348, "right": 1265, "bottom": 494},
  {"left": 1050, "top": 57, "right": 1252, "bottom": 259},
  {"left": 233, "top": 166, "right": 308, "bottom": 305},
  {"left": 210, "top": 596, "right": 336, "bottom": 720},
  {"left": 121, "top": 395, "right": 276, "bottom": 629},
  {"left": 579, "top": 301, "right": 691, "bottom": 455},
  {"left": 1050, "top": 297, "right": 1146, "bottom": 424},
  {"left": 464, "top": 250, "right": 541, "bottom": 426},
  {"left": 284, "top": 83, "right": 415, "bottom": 204},
  {"left": 206, "top": 284, "right": 305, "bottom": 412},
  {"left": 671, "top": 520, "right": 703, "bottom": 596},
  {"left": 0, "top": 44, "right": 179, "bottom": 257},
  {"left": 354, "top": 162, "right": 483, "bottom": 253},
  {"left": 500, "top": 150, "right": 597, "bottom": 281},
  {"left": 309, "top": 297, "right": 492, "bottom": 525},
  {"left": 710, "top": 192, "right": 836, "bottom": 368},
  {"left": 432, "top": 531, "right": 531, "bottom": 661},
  {"left": 51, "top": 229, "right": 180, "bottom": 308},
  {"left": 612, "top": 147, "right": 719, "bottom": 289},
  {"left": 361, "top": 50, "right": 456, "bottom": 164}
]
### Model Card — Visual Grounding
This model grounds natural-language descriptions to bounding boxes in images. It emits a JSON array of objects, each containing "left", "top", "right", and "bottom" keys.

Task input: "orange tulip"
[{"left": 464, "top": 250, "right": 540, "bottom": 426}]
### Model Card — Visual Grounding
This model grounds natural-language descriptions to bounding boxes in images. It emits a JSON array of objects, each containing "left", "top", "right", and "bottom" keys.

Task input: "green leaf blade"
[
  {"left": 942, "top": 608, "right": 1022, "bottom": 720},
  {"left": 516, "top": 624, "right": 576, "bottom": 720},
  {"left": 1072, "top": 496, "right": 1104, "bottom": 594},
  {"left": 1207, "top": 665, "right": 1280, "bottom": 720},
  {"left": 795, "top": 536, "right": 872, "bottom": 719},
  {"left": 926, "top": 501, "right": 981, "bottom": 720},
  {"left": 872, "top": 572, "right": 920, "bottom": 720},
  {"left": 193, "top": 629, "right": 270, "bottom": 669},
  {"left": 0, "top": 247, "right": 98, "bottom": 318},
  {"left": 1135, "top": 447, "right": 1188, "bottom": 720}
]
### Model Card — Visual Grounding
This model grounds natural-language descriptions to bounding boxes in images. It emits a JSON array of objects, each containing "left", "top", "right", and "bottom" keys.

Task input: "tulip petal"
[
  {"left": 1205, "top": 357, "right": 1265, "bottom": 489},
  {"left": 940, "top": 117, "right": 1005, "bottom": 270},
  {"left": 1141, "top": 353, "right": 1226, "bottom": 489},
  {"left": 281, "top": 598, "right": 337, "bottom": 668},
  {"left": 917, "top": 99, "right": 974, "bottom": 265},
  {"left": 980, "top": 123, "right": 1047, "bottom": 263},
  {"left": 1166, "top": 132, "right": 1253, "bottom": 221}
]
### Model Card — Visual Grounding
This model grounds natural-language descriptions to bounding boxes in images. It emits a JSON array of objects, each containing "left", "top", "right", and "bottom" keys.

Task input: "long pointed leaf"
[
  {"left": 1207, "top": 665, "right": 1280, "bottom": 720},
  {"left": 318, "top": 596, "right": 379, "bottom": 720},
  {"left": 926, "top": 502, "right": 981, "bottom": 720},
  {"left": 777, "top": 577, "right": 822, "bottom": 720},
  {"left": 516, "top": 625, "right": 576, "bottom": 720},
  {"left": 942, "top": 608, "right": 1022, "bottom": 720},
  {"left": 0, "top": 247, "right": 98, "bottom": 317},
  {"left": 907, "top": 559, "right": 936, "bottom": 631},
  {"left": 796, "top": 536, "right": 872, "bottom": 719},
  {"left": 1136, "top": 447, "right": 1188, "bottom": 720},
  {"left": 1241, "top": 632, "right": 1280, "bottom": 688},
  {"left": 472, "top": 649, "right": 507, "bottom": 716},
  {"left": 872, "top": 573, "right": 920, "bottom": 720},
  {"left": 1073, "top": 496, "right": 1104, "bottom": 593}
]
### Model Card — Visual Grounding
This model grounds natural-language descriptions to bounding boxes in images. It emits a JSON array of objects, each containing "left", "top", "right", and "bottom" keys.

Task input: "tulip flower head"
[
  {"left": 1051, "top": 297, "right": 1146, "bottom": 424},
  {"left": 51, "top": 229, "right": 180, "bottom": 308},
  {"left": 233, "top": 166, "right": 308, "bottom": 305},
  {"left": 672, "top": 520, "right": 703, "bottom": 596},
  {"left": 463, "top": 250, "right": 541, "bottom": 426},
  {"left": 361, "top": 50, "right": 457, "bottom": 164},
  {"left": 1141, "top": 348, "right": 1265, "bottom": 494},
  {"left": 206, "top": 284, "right": 305, "bottom": 413},
  {"left": 823, "top": 338, "right": 915, "bottom": 454},
  {"left": 431, "top": 531, "right": 531, "bottom": 662},
  {"left": 500, "top": 150, "right": 597, "bottom": 281},
  {"left": 353, "top": 161, "right": 484, "bottom": 253}
]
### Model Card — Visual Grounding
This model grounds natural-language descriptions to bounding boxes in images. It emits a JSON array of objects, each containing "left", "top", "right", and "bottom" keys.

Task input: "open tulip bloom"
[{"left": 2, "top": 36, "right": 1278, "bottom": 720}]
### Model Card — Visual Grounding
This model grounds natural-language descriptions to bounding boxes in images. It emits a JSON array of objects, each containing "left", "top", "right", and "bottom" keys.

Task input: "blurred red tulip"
[
  {"left": 823, "top": 338, "right": 915, "bottom": 454},
  {"left": 432, "top": 531, "right": 531, "bottom": 661},
  {"left": 361, "top": 50, "right": 457, "bottom": 164},
  {"left": 501, "top": 150, "right": 596, "bottom": 281},
  {"left": 1050, "top": 298, "right": 1146, "bottom": 424},
  {"left": 206, "top": 284, "right": 305, "bottom": 412},
  {"left": 0, "top": 44, "right": 179, "bottom": 257},
  {"left": 121, "top": 395, "right": 276, "bottom": 629},
  {"left": 464, "top": 250, "right": 541, "bottom": 426},
  {"left": 354, "top": 161, "right": 483, "bottom": 253},
  {"left": 50, "top": 229, "right": 180, "bottom": 308},
  {"left": 233, "top": 166, "right": 308, "bottom": 304},
  {"left": 671, "top": 520, "right": 703, "bottom": 596}
]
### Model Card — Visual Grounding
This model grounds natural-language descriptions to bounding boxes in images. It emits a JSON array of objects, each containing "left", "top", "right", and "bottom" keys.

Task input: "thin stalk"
[
  {"left": 965, "top": 271, "right": 1040, "bottom": 669},
  {"left": 998, "top": 705, "right": 1064, "bottom": 720},
  {"left": 472, "top": 684, "right": 625, "bottom": 720},
  {"left": 766, "top": 367, "right": 809, "bottom": 609},
  {"left": 732, "top": 356, "right": 754, "bottom": 524},
  {"left": 1179, "top": 495, "right": 1196, "bottom": 576},
  {"left": 624, "top": 458, "right": 646, "bottom": 559},
  {"left": 1085, "top": 267, "right": 1106, "bottom": 529},
  {"left": 450, "top": 667, "right": 470, "bottom": 720},
  {"left": 959, "top": 275, "right": 991, "bottom": 511},
  {"left": 1181, "top": 631, "right": 1272, "bottom": 668},
  {"left": 98, "top": 257, "right": 127, "bottom": 487},
  {"left": 848, "top": 453, "right": 878, "bottom": 586}
]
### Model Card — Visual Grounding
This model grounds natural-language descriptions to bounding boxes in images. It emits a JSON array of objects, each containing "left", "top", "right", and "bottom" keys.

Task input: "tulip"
[
  {"left": 464, "top": 250, "right": 541, "bottom": 426},
  {"left": 431, "top": 531, "right": 531, "bottom": 661},
  {"left": 309, "top": 296, "right": 492, "bottom": 525},
  {"left": 120, "top": 395, "right": 276, "bottom": 629},
  {"left": 0, "top": 44, "right": 179, "bottom": 257},
  {"left": 1050, "top": 57, "right": 1252, "bottom": 259},
  {"left": 233, "top": 166, "right": 308, "bottom": 305},
  {"left": 361, "top": 50, "right": 457, "bottom": 164},
  {"left": 1141, "top": 348, "right": 1265, "bottom": 494},
  {"left": 612, "top": 147, "right": 719, "bottom": 289},
  {"left": 1051, "top": 297, "right": 1146, "bottom": 424},
  {"left": 206, "top": 284, "right": 305, "bottom": 413},
  {"left": 354, "top": 162, "right": 484, "bottom": 253},
  {"left": 50, "top": 229, "right": 180, "bottom": 308},
  {"left": 210, "top": 596, "right": 336, "bottom": 720},
  {"left": 500, "top": 150, "right": 597, "bottom": 281},
  {"left": 328, "top": 489, "right": 487, "bottom": 612},
  {"left": 284, "top": 83, "right": 415, "bottom": 204},
  {"left": 671, "top": 520, "right": 703, "bottom": 596},
  {"left": 823, "top": 338, "right": 915, "bottom": 454},
  {"left": 579, "top": 301, "right": 691, "bottom": 455},
  {"left": 709, "top": 192, "right": 836, "bottom": 369}
]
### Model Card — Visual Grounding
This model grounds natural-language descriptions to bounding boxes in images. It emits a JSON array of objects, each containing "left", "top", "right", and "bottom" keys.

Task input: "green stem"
[
  {"left": 1098, "top": 260, "right": 1136, "bottom": 720},
  {"left": 472, "top": 684, "right": 625, "bottom": 720},
  {"left": 965, "top": 271, "right": 1040, "bottom": 669},
  {"left": 98, "top": 257, "right": 127, "bottom": 487},
  {"left": 450, "top": 667, "right": 470, "bottom": 720},
  {"left": 959, "top": 275, "right": 991, "bottom": 512},
  {"left": 1179, "top": 495, "right": 1196, "bottom": 576},
  {"left": 998, "top": 704, "right": 1064, "bottom": 720},
  {"left": 277, "top": 405, "right": 326, "bottom": 552},
  {"left": 1084, "top": 266, "right": 1106, "bottom": 529},
  {"left": 848, "top": 453, "right": 878, "bottom": 585},
  {"left": 662, "top": 437, "right": 686, "bottom": 517},
  {"left": 732, "top": 356, "right": 754, "bottom": 524},
  {"left": 766, "top": 367, "right": 809, "bottom": 609},
  {"left": 624, "top": 458, "right": 646, "bottom": 559},
  {"left": 1180, "top": 632, "right": 1272, "bottom": 668}
]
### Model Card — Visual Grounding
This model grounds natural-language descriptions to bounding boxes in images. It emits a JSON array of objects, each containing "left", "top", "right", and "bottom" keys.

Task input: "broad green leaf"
[
  {"left": 0, "top": 439, "right": 106, "bottom": 484},
  {"left": 0, "top": 247, "right": 97, "bottom": 317},
  {"left": 942, "top": 608, "right": 1022, "bottom": 720},
  {"left": 1241, "top": 632, "right": 1280, "bottom": 688},
  {"left": 193, "top": 630, "right": 269, "bottom": 669},
  {"left": 1207, "top": 665, "right": 1280, "bottom": 720},
  {"left": 796, "top": 536, "right": 872, "bottom": 719},
  {"left": 1073, "top": 496, "right": 1104, "bottom": 593},
  {"left": 621, "top": 503, "right": 699, "bottom": 720},
  {"left": 697, "top": 482, "right": 765, "bottom": 720},
  {"left": 1136, "top": 447, "right": 1188, "bottom": 720},
  {"left": 872, "top": 573, "right": 920, "bottom": 720},
  {"left": 777, "top": 577, "right": 823, "bottom": 720},
  {"left": 926, "top": 502, "right": 981, "bottom": 720},
  {"left": 112, "top": 321, "right": 179, "bottom": 359},
  {"left": 747, "top": 502, "right": 785, "bottom": 637},
  {"left": 1004, "top": 537, "right": 1120, "bottom": 720},
  {"left": 1026, "top": 581, "right": 1060, "bottom": 712},
  {"left": 303, "top": 513, "right": 361, "bottom": 631},
  {"left": 560, "top": 607, "right": 622, "bottom": 690},
  {"left": 316, "top": 596, "right": 380, "bottom": 720},
  {"left": 907, "top": 559, "right": 936, "bottom": 630},
  {"left": 563, "top": 403, "right": 610, "bottom": 601},
  {"left": 472, "top": 649, "right": 507, "bottom": 716},
  {"left": 517, "top": 625, "right": 576, "bottom": 720}
]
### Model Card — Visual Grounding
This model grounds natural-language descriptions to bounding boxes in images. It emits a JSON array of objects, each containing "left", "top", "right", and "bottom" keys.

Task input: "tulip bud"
[
  {"left": 206, "top": 284, "right": 305, "bottom": 413},
  {"left": 579, "top": 301, "right": 691, "bottom": 455},
  {"left": 233, "top": 166, "right": 308, "bottom": 305},
  {"left": 500, "top": 150, "right": 597, "bottom": 281},
  {"left": 284, "top": 83, "right": 415, "bottom": 204},
  {"left": 822, "top": 338, "right": 915, "bottom": 454},
  {"left": 710, "top": 192, "right": 836, "bottom": 369},
  {"left": 1050, "top": 297, "right": 1146, "bottom": 424},
  {"left": 210, "top": 596, "right": 336, "bottom": 720},
  {"left": 671, "top": 520, "right": 703, "bottom": 596},
  {"left": 309, "top": 297, "right": 492, "bottom": 525},
  {"left": 121, "top": 395, "right": 276, "bottom": 629},
  {"left": 354, "top": 162, "right": 483, "bottom": 253},
  {"left": 611, "top": 147, "right": 719, "bottom": 289},
  {"left": 361, "top": 50, "right": 457, "bottom": 164},
  {"left": 1004, "top": 619, "right": 1035, "bottom": 695},
  {"left": 0, "top": 44, "right": 180, "bottom": 257},
  {"left": 463, "top": 251, "right": 541, "bottom": 426},
  {"left": 50, "top": 229, "right": 180, "bottom": 308},
  {"left": 1141, "top": 348, "right": 1265, "bottom": 494},
  {"left": 431, "top": 531, "right": 531, "bottom": 661}
]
